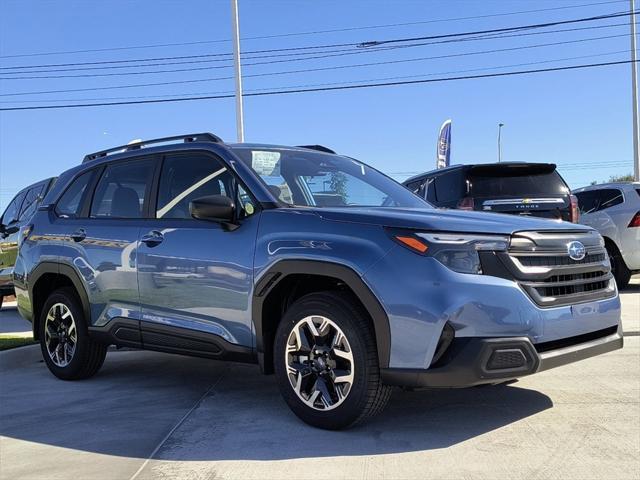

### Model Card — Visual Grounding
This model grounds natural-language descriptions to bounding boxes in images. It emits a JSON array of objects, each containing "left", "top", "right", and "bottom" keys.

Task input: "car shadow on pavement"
[{"left": 0, "top": 347, "right": 553, "bottom": 461}]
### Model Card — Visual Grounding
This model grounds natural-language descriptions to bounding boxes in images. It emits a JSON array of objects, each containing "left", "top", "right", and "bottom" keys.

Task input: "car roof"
[
  {"left": 403, "top": 162, "right": 556, "bottom": 184},
  {"left": 573, "top": 182, "right": 640, "bottom": 193}
]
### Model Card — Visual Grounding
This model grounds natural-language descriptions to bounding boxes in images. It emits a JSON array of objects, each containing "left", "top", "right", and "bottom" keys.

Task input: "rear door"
[
  {"left": 137, "top": 150, "right": 260, "bottom": 356},
  {"left": 469, "top": 164, "right": 572, "bottom": 220},
  {"left": 58, "top": 158, "right": 156, "bottom": 330}
]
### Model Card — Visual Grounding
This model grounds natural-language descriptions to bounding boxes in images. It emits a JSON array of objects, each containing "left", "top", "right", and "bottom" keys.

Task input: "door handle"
[
  {"left": 140, "top": 230, "right": 164, "bottom": 247},
  {"left": 70, "top": 228, "right": 86, "bottom": 242}
]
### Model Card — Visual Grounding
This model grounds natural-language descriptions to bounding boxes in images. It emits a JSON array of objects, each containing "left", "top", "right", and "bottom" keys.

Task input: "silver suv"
[{"left": 573, "top": 182, "right": 640, "bottom": 288}]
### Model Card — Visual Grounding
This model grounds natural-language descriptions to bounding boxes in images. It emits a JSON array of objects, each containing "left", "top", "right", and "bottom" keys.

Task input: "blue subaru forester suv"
[{"left": 14, "top": 133, "right": 623, "bottom": 429}]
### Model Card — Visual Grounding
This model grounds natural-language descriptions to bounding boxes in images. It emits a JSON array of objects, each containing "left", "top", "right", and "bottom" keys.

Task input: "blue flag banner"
[{"left": 436, "top": 119, "right": 452, "bottom": 169}]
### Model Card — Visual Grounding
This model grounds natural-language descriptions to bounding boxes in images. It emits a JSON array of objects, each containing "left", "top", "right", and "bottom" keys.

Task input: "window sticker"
[{"left": 251, "top": 151, "right": 281, "bottom": 176}]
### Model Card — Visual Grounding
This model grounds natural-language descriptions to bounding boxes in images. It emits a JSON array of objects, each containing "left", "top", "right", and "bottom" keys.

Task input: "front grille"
[
  {"left": 517, "top": 252, "right": 605, "bottom": 267},
  {"left": 499, "top": 231, "right": 616, "bottom": 307}
]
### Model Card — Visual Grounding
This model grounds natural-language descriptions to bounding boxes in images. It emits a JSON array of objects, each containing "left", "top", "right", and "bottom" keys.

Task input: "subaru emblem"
[{"left": 567, "top": 241, "right": 586, "bottom": 261}]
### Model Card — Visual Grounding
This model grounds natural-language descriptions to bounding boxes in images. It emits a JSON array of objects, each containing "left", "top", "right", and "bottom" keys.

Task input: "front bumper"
[{"left": 381, "top": 324, "right": 623, "bottom": 388}]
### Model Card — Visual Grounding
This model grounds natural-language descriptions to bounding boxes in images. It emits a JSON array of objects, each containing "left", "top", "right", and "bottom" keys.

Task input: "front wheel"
[
  {"left": 39, "top": 287, "right": 107, "bottom": 380},
  {"left": 274, "top": 291, "right": 391, "bottom": 430}
]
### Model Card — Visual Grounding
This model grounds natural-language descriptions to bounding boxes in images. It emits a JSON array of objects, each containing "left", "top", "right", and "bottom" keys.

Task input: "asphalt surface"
[{"left": 0, "top": 282, "right": 638, "bottom": 480}]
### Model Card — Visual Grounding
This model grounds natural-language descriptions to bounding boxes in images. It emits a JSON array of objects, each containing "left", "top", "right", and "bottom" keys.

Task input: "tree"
[
  {"left": 608, "top": 173, "right": 635, "bottom": 183},
  {"left": 590, "top": 173, "right": 634, "bottom": 184},
  {"left": 330, "top": 172, "right": 348, "bottom": 199}
]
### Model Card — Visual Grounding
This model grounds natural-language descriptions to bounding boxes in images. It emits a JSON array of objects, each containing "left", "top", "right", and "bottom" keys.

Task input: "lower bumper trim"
[{"left": 381, "top": 325, "right": 623, "bottom": 388}]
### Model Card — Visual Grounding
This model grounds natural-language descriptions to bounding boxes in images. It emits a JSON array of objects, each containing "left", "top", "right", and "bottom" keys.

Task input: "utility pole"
[
  {"left": 231, "top": 0, "right": 245, "bottom": 142},
  {"left": 497, "top": 123, "right": 504, "bottom": 163},
  {"left": 631, "top": 0, "right": 640, "bottom": 180}
]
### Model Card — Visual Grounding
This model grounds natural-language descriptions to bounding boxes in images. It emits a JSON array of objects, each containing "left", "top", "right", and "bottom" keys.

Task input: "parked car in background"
[
  {"left": 573, "top": 182, "right": 640, "bottom": 288},
  {"left": 403, "top": 162, "right": 579, "bottom": 222},
  {"left": 0, "top": 177, "right": 56, "bottom": 309},
  {"left": 13, "top": 134, "right": 622, "bottom": 429}
]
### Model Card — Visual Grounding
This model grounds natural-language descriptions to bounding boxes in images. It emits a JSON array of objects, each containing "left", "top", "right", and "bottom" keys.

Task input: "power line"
[
  {"left": 0, "top": 1, "right": 627, "bottom": 59},
  {"left": 0, "top": 33, "right": 628, "bottom": 97},
  {"left": 0, "top": 19, "right": 631, "bottom": 75},
  {"left": 0, "top": 8, "right": 633, "bottom": 72},
  {"left": 0, "top": 59, "right": 634, "bottom": 112},
  {"left": 0, "top": 49, "right": 628, "bottom": 104},
  {"left": 0, "top": 24, "right": 632, "bottom": 81}
]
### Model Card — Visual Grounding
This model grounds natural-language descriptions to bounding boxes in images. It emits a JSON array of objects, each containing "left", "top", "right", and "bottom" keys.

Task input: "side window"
[
  {"left": 425, "top": 178, "right": 437, "bottom": 204},
  {"left": 405, "top": 181, "right": 420, "bottom": 194},
  {"left": 434, "top": 173, "right": 463, "bottom": 203},
  {"left": 598, "top": 189, "right": 624, "bottom": 211},
  {"left": 157, "top": 153, "right": 233, "bottom": 219},
  {"left": 18, "top": 184, "right": 46, "bottom": 221},
  {"left": 56, "top": 171, "right": 94, "bottom": 218},
  {"left": 575, "top": 191, "right": 598, "bottom": 214},
  {"left": 91, "top": 159, "right": 155, "bottom": 219},
  {"left": 1, "top": 191, "right": 26, "bottom": 225}
]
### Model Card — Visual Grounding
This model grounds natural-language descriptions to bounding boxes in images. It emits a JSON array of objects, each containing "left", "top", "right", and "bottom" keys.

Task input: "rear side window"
[
  {"left": 156, "top": 153, "right": 232, "bottom": 219},
  {"left": 470, "top": 171, "right": 567, "bottom": 197},
  {"left": 56, "top": 171, "right": 94, "bottom": 218},
  {"left": 434, "top": 172, "right": 464, "bottom": 203},
  {"left": 1, "top": 191, "right": 26, "bottom": 225},
  {"left": 91, "top": 159, "right": 155, "bottom": 219},
  {"left": 18, "top": 183, "right": 46, "bottom": 221},
  {"left": 596, "top": 188, "right": 624, "bottom": 211},
  {"left": 575, "top": 188, "right": 623, "bottom": 214}
]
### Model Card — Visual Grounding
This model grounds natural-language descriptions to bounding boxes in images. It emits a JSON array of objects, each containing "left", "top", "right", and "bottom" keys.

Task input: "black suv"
[
  {"left": 1, "top": 177, "right": 56, "bottom": 308},
  {"left": 403, "top": 163, "right": 579, "bottom": 222}
]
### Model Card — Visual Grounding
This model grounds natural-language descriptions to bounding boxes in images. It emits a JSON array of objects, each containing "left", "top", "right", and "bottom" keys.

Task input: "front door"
[{"left": 137, "top": 151, "right": 259, "bottom": 355}]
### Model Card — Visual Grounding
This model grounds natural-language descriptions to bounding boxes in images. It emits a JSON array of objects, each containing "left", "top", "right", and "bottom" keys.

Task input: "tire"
[
  {"left": 274, "top": 291, "right": 392, "bottom": 430},
  {"left": 0, "top": 295, "right": 3, "bottom": 310},
  {"left": 39, "top": 287, "right": 107, "bottom": 380},
  {"left": 606, "top": 243, "right": 631, "bottom": 289}
]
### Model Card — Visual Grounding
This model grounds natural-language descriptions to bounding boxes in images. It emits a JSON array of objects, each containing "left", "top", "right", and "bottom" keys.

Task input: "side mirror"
[{"left": 190, "top": 195, "right": 236, "bottom": 225}]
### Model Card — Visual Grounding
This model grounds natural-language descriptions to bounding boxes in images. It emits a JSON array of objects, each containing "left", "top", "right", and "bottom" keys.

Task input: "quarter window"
[
  {"left": 156, "top": 153, "right": 233, "bottom": 219},
  {"left": 18, "top": 184, "right": 46, "bottom": 221},
  {"left": 57, "top": 171, "right": 94, "bottom": 218},
  {"left": 91, "top": 159, "right": 154, "bottom": 219}
]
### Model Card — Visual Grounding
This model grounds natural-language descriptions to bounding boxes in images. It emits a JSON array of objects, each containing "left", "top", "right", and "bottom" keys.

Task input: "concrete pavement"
[{"left": 0, "top": 282, "right": 638, "bottom": 480}]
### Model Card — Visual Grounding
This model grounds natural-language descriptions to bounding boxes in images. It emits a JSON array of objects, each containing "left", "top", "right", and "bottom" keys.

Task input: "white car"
[{"left": 573, "top": 182, "right": 640, "bottom": 288}]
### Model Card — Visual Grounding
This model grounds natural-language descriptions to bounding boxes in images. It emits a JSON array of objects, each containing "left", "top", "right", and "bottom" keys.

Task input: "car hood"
[{"left": 309, "top": 207, "right": 592, "bottom": 234}]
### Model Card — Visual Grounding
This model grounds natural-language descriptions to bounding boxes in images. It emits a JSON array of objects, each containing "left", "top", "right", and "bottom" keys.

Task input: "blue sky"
[{"left": 0, "top": 0, "right": 634, "bottom": 209}]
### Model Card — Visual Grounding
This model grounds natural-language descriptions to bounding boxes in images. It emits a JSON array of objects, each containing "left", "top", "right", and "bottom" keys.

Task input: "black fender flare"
[
  {"left": 252, "top": 259, "right": 391, "bottom": 369},
  {"left": 29, "top": 262, "right": 91, "bottom": 338}
]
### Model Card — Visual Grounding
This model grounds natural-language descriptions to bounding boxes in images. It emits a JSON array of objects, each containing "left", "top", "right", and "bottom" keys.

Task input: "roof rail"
[
  {"left": 82, "top": 132, "right": 223, "bottom": 163},
  {"left": 296, "top": 144, "right": 336, "bottom": 154}
]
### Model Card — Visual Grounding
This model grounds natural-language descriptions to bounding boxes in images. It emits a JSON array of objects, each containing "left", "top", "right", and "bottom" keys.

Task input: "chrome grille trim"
[{"left": 501, "top": 230, "right": 616, "bottom": 307}]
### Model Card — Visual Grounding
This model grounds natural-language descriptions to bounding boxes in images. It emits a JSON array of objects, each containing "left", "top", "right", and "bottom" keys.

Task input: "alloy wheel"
[
  {"left": 285, "top": 315, "right": 354, "bottom": 411},
  {"left": 44, "top": 303, "right": 77, "bottom": 367}
]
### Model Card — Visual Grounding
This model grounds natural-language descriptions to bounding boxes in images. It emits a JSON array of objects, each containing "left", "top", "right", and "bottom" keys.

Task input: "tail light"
[
  {"left": 570, "top": 194, "right": 580, "bottom": 223},
  {"left": 629, "top": 211, "right": 640, "bottom": 227},
  {"left": 457, "top": 197, "right": 475, "bottom": 210}
]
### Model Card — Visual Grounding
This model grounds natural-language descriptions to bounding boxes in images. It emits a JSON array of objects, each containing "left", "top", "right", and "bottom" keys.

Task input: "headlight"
[{"left": 390, "top": 230, "right": 509, "bottom": 274}]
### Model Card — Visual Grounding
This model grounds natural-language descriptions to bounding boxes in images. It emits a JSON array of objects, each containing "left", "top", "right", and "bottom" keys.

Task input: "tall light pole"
[
  {"left": 497, "top": 123, "right": 505, "bottom": 163},
  {"left": 231, "top": 0, "right": 245, "bottom": 142},
  {"left": 631, "top": 0, "right": 640, "bottom": 180}
]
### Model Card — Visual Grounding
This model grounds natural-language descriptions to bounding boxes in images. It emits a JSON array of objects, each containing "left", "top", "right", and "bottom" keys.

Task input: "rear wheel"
[
  {"left": 274, "top": 291, "right": 391, "bottom": 430},
  {"left": 606, "top": 243, "right": 631, "bottom": 289},
  {"left": 39, "top": 287, "right": 107, "bottom": 380}
]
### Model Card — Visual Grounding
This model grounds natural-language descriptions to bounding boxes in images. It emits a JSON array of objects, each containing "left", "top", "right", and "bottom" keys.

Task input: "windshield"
[{"left": 231, "top": 147, "right": 430, "bottom": 208}]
